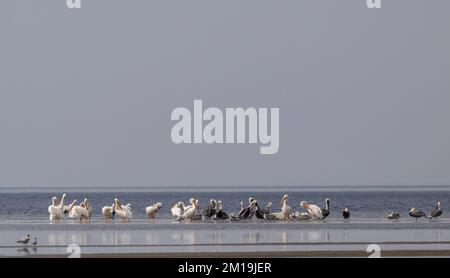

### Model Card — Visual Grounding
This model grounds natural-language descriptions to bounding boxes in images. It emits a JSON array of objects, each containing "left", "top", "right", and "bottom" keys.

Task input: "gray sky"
[{"left": 0, "top": 0, "right": 449, "bottom": 187}]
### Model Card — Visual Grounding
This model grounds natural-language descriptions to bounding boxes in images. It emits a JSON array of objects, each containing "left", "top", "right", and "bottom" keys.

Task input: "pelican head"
[
  {"left": 300, "top": 201, "right": 308, "bottom": 208},
  {"left": 409, "top": 208, "right": 415, "bottom": 212},
  {"left": 343, "top": 208, "right": 349, "bottom": 212},
  {"left": 266, "top": 201, "right": 272, "bottom": 208},
  {"left": 194, "top": 199, "right": 199, "bottom": 207},
  {"left": 326, "top": 198, "right": 330, "bottom": 204},
  {"left": 177, "top": 202, "right": 184, "bottom": 208},
  {"left": 156, "top": 202, "right": 162, "bottom": 209},
  {"left": 189, "top": 198, "right": 195, "bottom": 205},
  {"left": 248, "top": 197, "right": 255, "bottom": 204},
  {"left": 51, "top": 196, "right": 57, "bottom": 205},
  {"left": 437, "top": 202, "right": 441, "bottom": 208}
]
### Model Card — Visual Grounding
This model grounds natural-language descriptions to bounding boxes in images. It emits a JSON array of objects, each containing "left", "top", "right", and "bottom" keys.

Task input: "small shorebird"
[
  {"left": 32, "top": 237, "right": 38, "bottom": 246},
  {"left": 17, "top": 235, "right": 31, "bottom": 246}
]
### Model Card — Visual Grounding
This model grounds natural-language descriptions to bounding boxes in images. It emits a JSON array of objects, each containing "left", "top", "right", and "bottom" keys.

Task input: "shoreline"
[{"left": 8, "top": 250, "right": 450, "bottom": 258}]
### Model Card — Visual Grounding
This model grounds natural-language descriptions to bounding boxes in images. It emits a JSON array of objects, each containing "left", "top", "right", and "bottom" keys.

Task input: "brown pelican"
[
  {"left": 321, "top": 198, "right": 330, "bottom": 218},
  {"left": 201, "top": 199, "right": 217, "bottom": 218},
  {"left": 231, "top": 199, "right": 257, "bottom": 220},
  {"left": 430, "top": 202, "right": 443, "bottom": 219},
  {"left": 387, "top": 212, "right": 400, "bottom": 220},
  {"left": 342, "top": 208, "right": 350, "bottom": 220},
  {"left": 255, "top": 201, "right": 272, "bottom": 219},
  {"left": 409, "top": 208, "right": 429, "bottom": 221}
]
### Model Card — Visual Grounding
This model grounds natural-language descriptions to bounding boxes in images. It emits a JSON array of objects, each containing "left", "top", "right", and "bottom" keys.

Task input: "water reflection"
[{"left": 48, "top": 232, "right": 88, "bottom": 246}]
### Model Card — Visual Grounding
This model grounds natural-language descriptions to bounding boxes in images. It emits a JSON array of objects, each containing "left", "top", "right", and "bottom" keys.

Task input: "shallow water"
[
  {"left": 1, "top": 187, "right": 449, "bottom": 256},
  {"left": 0, "top": 189, "right": 448, "bottom": 220}
]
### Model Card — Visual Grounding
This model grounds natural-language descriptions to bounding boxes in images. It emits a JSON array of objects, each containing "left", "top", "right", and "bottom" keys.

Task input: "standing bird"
[
  {"left": 201, "top": 199, "right": 217, "bottom": 218},
  {"left": 32, "top": 237, "right": 38, "bottom": 246},
  {"left": 255, "top": 201, "right": 272, "bottom": 220},
  {"left": 280, "top": 194, "right": 292, "bottom": 220},
  {"left": 300, "top": 201, "right": 323, "bottom": 220},
  {"left": 17, "top": 235, "right": 30, "bottom": 246},
  {"left": 430, "top": 202, "right": 443, "bottom": 219},
  {"left": 114, "top": 198, "right": 133, "bottom": 222},
  {"left": 68, "top": 200, "right": 89, "bottom": 222},
  {"left": 48, "top": 193, "right": 66, "bottom": 222},
  {"left": 145, "top": 202, "right": 163, "bottom": 219},
  {"left": 342, "top": 208, "right": 350, "bottom": 221},
  {"left": 171, "top": 202, "right": 185, "bottom": 220},
  {"left": 182, "top": 199, "right": 199, "bottom": 221},
  {"left": 102, "top": 203, "right": 116, "bottom": 220},
  {"left": 387, "top": 212, "right": 400, "bottom": 220},
  {"left": 409, "top": 208, "right": 430, "bottom": 221},
  {"left": 81, "top": 198, "right": 93, "bottom": 220},
  {"left": 321, "top": 198, "right": 330, "bottom": 218},
  {"left": 214, "top": 200, "right": 229, "bottom": 220}
]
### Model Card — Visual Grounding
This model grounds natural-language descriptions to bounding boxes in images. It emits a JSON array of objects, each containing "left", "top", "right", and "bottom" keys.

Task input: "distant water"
[{"left": 0, "top": 188, "right": 448, "bottom": 221}]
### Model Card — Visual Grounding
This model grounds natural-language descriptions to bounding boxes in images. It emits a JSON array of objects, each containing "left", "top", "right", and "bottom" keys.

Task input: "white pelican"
[
  {"left": 102, "top": 203, "right": 116, "bottom": 220},
  {"left": 182, "top": 199, "right": 199, "bottom": 220},
  {"left": 255, "top": 201, "right": 272, "bottom": 219},
  {"left": 280, "top": 194, "right": 292, "bottom": 220},
  {"left": 63, "top": 200, "right": 77, "bottom": 215},
  {"left": 48, "top": 193, "right": 66, "bottom": 222},
  {"left": 114, "top": 198, "right": 132, "bottom": 221},
  {"left": 68, "top": 201, "right": 88, "bottom": 222},
  {"left": 171, "top": 202, "right": 185, "bottom": 219},
  {"left": 300, "top": 201, "right": 323, "bottom": 220},
  {"left": 183, "top": 198, "right": 196, "bottom": 212},
  {"left": 145, "top": 202, "right": 162, "bottom": 219}
]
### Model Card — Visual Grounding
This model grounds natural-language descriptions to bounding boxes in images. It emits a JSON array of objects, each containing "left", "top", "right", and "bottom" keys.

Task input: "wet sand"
[{"left": 10, "top": 249, "right": 450, "bottom": 258}]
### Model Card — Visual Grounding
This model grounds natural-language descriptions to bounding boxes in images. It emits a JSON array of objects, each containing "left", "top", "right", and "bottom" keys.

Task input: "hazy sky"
[{"left": 0, "top": 0, "right": 449, "bottom": 187}]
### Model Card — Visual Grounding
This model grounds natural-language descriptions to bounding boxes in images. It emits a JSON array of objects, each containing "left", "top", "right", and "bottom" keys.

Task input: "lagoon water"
[{"left": 1, "top": 186, "right": 450, "bottom": 257}]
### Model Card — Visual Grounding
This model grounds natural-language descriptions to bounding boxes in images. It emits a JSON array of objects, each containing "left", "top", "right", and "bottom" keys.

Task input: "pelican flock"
[{"left": 43, "top": 194, "right": 444, "bottom": 223}]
